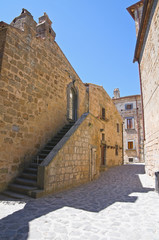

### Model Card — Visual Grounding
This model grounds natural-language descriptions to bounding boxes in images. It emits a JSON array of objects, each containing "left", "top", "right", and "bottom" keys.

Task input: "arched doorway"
[
  {"left": 69, "top": 87, "right": 77, "bottom": 121},
  {"left": 68, "top": 86, "right": 77, "bottom": 121}
]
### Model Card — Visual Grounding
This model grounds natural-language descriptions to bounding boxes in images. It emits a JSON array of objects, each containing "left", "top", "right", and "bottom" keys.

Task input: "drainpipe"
[
  {"left": 138, "top": 62, "right": 145, "bottom": 163},
  {"left": 122, "top": 122, "right": 124, "bottom": 165},
  {"left": 136, "top": 97, "right": 140, "bottom": 162},
  {"left": 138, "top": 63, "right": 145, "bottom": 140}
]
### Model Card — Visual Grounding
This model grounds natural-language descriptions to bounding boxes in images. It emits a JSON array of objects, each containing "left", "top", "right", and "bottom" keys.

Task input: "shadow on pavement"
[{"left": 0, "top": 164, "right": 154, "bottom": 240}]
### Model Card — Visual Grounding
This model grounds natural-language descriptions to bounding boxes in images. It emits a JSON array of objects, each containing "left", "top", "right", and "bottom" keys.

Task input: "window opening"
[
  {"left": 115, "top": 145, "right": 118, "bottom": 155},
  {"left": 102, "top": 108, "right": 105, "bottom": 120},
  {"left": 101, "top": 145, "right": 106, "bottom": 165},
  {"left": 125, "top": 103, "right": 133, "bottom": 110},
  {"left": 68, "top": 87, "right": 77, "bottom": 121},
  {"left": 129, "top": 158, "right": 133, "bottom": 162},
  {"left": 126, "top": 117, "right": 134, "bottom": 129},
  {"left": 128, "top": 141, "right": 134, "bottom": 150},
  {"left": 102, "top": 133, "right": 105, "bottom": 141}
]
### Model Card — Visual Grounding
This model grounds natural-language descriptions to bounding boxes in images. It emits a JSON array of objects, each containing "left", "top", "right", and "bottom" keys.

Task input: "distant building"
[
  {"left": 113, "top": 88, "right": 144, "bottom": 164},
  {"left": 127, "top": 0, "right": 159, "bottom": 176}
]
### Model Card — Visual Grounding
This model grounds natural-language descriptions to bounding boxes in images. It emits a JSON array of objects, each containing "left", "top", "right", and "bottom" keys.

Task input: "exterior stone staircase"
[{"left": 3, "top": 122, "right": 75, "bottom": 199}]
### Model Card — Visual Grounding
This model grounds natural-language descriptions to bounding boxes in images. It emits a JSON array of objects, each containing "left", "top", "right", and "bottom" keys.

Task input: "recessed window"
[
  {"left": 127, "top": 140, "right": 134, "bottom": 150},
  {"left": 125, "top": 117, "right": 134, "bottom": 129},
  {"left": 117, "top": 123, "right": 119, "bottom": 132},
  {"left": 129, "top": 158, "right": 133, "bottom": 162},
  {"left": 125, "top": 103, "right": 133, "bottom": 110},
  {"left": 101, "top": 145, "right": 106, "bottom": 165},
  {"left": 102, "top": 108, "right": 105, "bottom": 120},
  {"left": 102, "top": 133, "right": 105, "bottom": 141},
  {"left": 115, "top": 145, "right": 118, "bottom": 155}
]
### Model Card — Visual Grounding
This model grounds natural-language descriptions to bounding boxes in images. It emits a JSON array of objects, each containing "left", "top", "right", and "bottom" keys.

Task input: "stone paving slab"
[{"left": 0, "top": 164, "right": 159, "bottom": 240}]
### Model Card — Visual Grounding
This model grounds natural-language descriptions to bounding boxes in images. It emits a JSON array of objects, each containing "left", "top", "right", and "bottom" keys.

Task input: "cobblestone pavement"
[{"left": 0, "top": 164, "right": 159, "bottom": 240}]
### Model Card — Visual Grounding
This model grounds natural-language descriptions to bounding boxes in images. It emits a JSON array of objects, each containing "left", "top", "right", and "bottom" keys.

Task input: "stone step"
[
  {"left": 9, "top": 183, "right": 37, "bottom": 195},
  {"left": 24, "top": 167, "right": 37, "bottom": 174},
  {"left": 47, "top": 141, "right": 58, "bottom": 146},
  {"left": 56, "top": 131, "right": 66, "bottom": 136},
  {"left": 38, "top": 153, "right": 48, "bottom": 158},
  {"left": 20, "top": 172, "right": 37, "bottom": 180},
  {"left": 3, "top": 190, "right": 32, "bottom": 200},
  {"left": 52, "top": 136, "right": 62, "bottom": 141},
  {"left": 15, "top": 178, "right": 37, "bottom": 187},
  {"left": 40, "top": 149, "right": 51, "bottom": 154},
  {"left": 43, "top": 146, "right": 54, "bottom": 151},
  {"left": 29, "top": 162, "right": 38, "bottom": 168}
]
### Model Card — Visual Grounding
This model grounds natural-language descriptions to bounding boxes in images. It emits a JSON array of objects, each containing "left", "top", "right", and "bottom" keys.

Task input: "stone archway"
[{"left": 67, "top": 83, "right": 78, "bottom": 121}]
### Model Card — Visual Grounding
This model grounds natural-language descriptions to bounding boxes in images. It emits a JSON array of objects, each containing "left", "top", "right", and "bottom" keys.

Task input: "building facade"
[
  {"left": 0, "top": 10, "right": 123, "bottom": 197},
  {"left": 113, "top": 88, "right": 144, "bottom": 164},
  {"left": 127, "top": 0, "right": 159, "bottom": 176}
]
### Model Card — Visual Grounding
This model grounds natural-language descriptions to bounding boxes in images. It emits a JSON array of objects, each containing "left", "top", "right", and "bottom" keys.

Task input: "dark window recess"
[
  {"left": 129, "top": 158, "right": 133, "bottom": 162},
  {"left": 49, "top": 28, "right": 51, "bottom": 33},
  {"left": 125, "top": 104, "right": 133, "bottom": 110},
  {"left": 102, "top": 108, "right": 105, "bottom": 120},
  {"left": 127, "top": 118, "right": 133, "bottom": 129},
  {"left": 117, "top": 123, "right": 119, "bottom": 132},
  {"left": 102, "top": 133, "right": 105, "bottom": 141},
  {"left": 115, "top": 145, "right": 118, "bottom": 156},
  {"left": 101, "top": 145, "right": 106, "bottom": 165}
]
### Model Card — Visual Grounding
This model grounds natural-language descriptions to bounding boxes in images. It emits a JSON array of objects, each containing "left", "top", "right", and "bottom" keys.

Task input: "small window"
[
  {"left": 125, "top": 117, "right": 134, "bottom": 129},
  {"left": 129, "top": 158, "right": 133, "bottom": 162},
  {"left": 102, "top": 133, "right": 105, "bottom": 141},
  {"left": 117, "top": 123, "right": 119, "bottom": 132},
  {"left": 125, "top": 104, "right": 133, "bottom": 110},
  {"left": 115, "top": 145, "right": 118, "bottom": 156},
  {"left": 102, "top": 108, "right": 105, "bottom": 120},
  {"left": 101, "top": 145, "right": 106, "bottom": 165},
  {"left": 127, "top": 140, "right": 134, "bottom": 150}
]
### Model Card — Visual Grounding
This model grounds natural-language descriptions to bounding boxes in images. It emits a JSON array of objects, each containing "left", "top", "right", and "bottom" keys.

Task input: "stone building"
[
  {"left": 0, "top": 9, "right": 123, "bottom": 198},
  {"left": 127, "top": 0, "right": 159, "bottom": 176},
  {"left": 113, "top": 88, "right": 144, "bottom": 164}
]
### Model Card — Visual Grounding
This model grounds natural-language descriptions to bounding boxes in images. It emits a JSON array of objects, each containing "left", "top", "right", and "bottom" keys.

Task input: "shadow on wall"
[{"left": 0, "top": 164, "right": 154, "bottom": 240}]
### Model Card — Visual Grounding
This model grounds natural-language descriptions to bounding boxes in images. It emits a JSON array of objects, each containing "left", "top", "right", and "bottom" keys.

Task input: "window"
[
  {"left": 101, "top": 145, "right": 106, "bottom": 165},
  {"left": 117, "top": 123, "right": 119, "bottom": 132},
  {"left": 102, "top": 133, "right": 105, "bottom": 141},
  {"left": 125, "top": 117, "right": 134, "bottom": 129},
  {"left": 67, "top": 85, "right": 77, "bottom": 121},
  {"left": 115, "top": 145, "right": 118, "bottom": 156},
  {"left": 129, "top": 158, "right": 133, "bottom": 162},
  {"left": 125, "top": 103, "right": 133, "bottom": 110},
  {"left": 102, "top": 108, "right": 105, "bottom": 120},
  {"left": 127, "top": 140, "right": 135, "bottom": 150}
]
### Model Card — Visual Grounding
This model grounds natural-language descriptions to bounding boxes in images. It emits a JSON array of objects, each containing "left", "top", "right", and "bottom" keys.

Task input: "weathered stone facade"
[
  {"left": 113, "top": 89, "right": 144, "bottom": 164},
  {"left": 0, "top": 9, "right": 123, "bottom": 194},
  {"left": 127, "top": 0, "right": 159, "bottom": 176}
]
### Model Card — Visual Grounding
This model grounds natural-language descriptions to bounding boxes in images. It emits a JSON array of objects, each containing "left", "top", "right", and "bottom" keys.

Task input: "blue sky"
[{"left": 1, "top": 0, "right": 140, "bottom": 98}]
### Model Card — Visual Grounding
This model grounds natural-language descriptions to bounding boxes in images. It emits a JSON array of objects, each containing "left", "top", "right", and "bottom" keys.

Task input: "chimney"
[
  {"left": 10, "top": 9, "right": 36, "bottom": 32},
  {"left": 113, "top": 88, "right": 120, "bottom": 99},
  {"left": 36, "top": 12, "right": 56, "bottom": 40}
]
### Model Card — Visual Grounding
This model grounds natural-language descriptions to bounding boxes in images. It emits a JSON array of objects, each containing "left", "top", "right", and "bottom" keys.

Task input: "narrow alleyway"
[{"left": 0, "top": 164, "right": 159, "bottom": 240}]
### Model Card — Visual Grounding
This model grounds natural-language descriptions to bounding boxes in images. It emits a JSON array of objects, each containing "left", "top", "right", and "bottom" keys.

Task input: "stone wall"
[
  {"left": 0, "top": 10, "right": 123, "bottom": 193},
  {"left": 139, "top": 0, "right": 159, "bottom": 176},
  {"left": 36, "top": 113, "right": 122, "bottom": 196},
  {"left": 0, "top": 17, "right": 87, "bottom": 191},
  {"left": 88, "top": 84, "right": 123, "bottom": 168}
]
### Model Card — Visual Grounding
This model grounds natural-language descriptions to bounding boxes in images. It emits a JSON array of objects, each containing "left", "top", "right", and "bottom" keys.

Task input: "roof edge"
[{"left": 133, "top": 0, "right": 154, "bottom": 62}]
